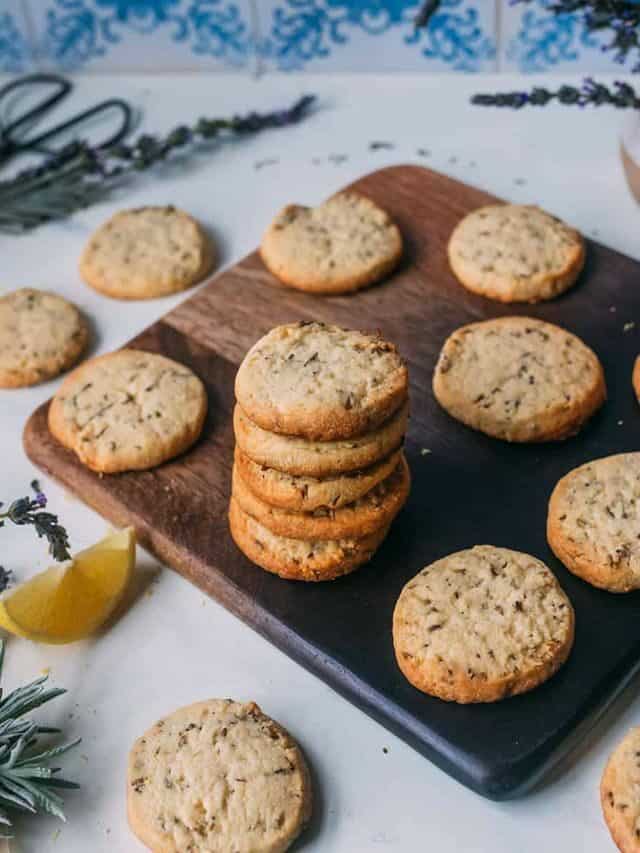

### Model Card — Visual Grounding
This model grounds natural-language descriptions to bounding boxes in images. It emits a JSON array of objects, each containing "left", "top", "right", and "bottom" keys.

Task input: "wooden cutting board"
[{"left": 24, "top": 165, "right": 640, "bottom": 800}]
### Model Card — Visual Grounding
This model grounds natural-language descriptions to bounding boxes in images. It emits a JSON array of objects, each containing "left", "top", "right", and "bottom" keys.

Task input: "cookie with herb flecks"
[
  {"left": 127, "top": 698, "right": 312, "bottom": 853},
  {"left": 432, "top": 316, "right": 606, "bottom": 442},
  {"left": 392, "top": 545, "right": 575, "bottom": 704},
  {"left": 235, "top": 322, "right": 408, "bottom": 441},
  {"left": 48, "top": 349, "right": 206, "bottom": 473},
  {"left": 234, "top": 445, "right": 402, "bottom": 511},
  {"left": 548, "top": 453, "right": 640, "bottom": 593},
  {"left": 0, "top": 289, "right": 88, "bottom": 388},
  {"left": 229, "top": 497, "right": 388, "bottom": 581},
  {"left": 448, "top": 204, "right": 585, "bottom": 303},
  {"left": 601, "top": 726, "right": 640, "bottom": 853},
  {"left": 232, "top": 453, "right": 409, "bottom": 540},
  {"left": 233, "top": 401, "right": 408, "bottom": 477},
  {"left": 260, "top": 191, "right": 402, "bottom": 294},
  {"left": 80, "top": 205, "right": 214, "bottom": 300}
]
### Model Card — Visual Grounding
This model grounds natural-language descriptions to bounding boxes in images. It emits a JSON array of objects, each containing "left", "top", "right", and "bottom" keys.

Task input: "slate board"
[{"left": 23, "top": 165, "right": 640, "bottom": 799}]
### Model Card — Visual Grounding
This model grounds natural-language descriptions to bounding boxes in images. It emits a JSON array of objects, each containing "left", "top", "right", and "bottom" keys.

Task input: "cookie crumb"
[
  {"left": 623, "top": 321, "right": 635, "bottom": 333},
  {"left": 254, "top": 158, "right": 279, "bottom": 171}
]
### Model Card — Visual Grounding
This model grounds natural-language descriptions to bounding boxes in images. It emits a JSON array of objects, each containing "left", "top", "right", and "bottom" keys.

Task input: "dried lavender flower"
[
  {"left": 513, "top": 1, "right": 640, "bottom": 72},
  {"left": 472, "top": 78, "right": 640, "bottom": 110},
  {"left": 0, "top": 481, "right": 71, "bottom": 562}
]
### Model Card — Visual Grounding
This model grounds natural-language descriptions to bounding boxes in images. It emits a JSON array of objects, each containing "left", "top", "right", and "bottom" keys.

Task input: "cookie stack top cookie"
[{"left": 235, "top": 321, "right": 408, "bottom": 440}]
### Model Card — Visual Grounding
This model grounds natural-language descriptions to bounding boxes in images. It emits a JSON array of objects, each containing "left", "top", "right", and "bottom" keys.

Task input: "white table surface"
[{"left": 1, "top": 71, "right": 637, "bottom": 853}]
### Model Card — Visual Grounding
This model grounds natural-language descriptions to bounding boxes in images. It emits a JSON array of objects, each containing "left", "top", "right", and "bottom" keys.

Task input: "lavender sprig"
[
  {"left": 0, "top": 481, "right": 71, "bottom": 562},
  {"left": 0, "top": 95, "right": 316, "bottom": 234},
  {"left": 512, "top": 1, "right": 640, "bottom": 71},
  {"left": 472, "top": 78, "right": 640, "bottom": 110}
]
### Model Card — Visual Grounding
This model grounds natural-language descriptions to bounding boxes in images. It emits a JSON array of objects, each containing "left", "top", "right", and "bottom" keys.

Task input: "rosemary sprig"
[
  {"left": 0, "top": 481, "right": 71, "bottom": 563},
  {"left": 0, "top": 640, "right": 79, "bottom": 835},
  {"left": 0, "top": 95, "right": 316, "bottom": 234},
  {"left": 472, "top": 78, "right": 640, "bottom": 109}
]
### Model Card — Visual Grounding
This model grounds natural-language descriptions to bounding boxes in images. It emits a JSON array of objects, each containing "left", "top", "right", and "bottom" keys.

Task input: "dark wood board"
[{"left": 23, "top": 166, "right": 640, "bottom": 800}]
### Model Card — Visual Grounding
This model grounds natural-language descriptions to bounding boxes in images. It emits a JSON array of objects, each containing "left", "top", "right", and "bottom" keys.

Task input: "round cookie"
[
  {"left": 80, "top": 205, "right": 214, "bottom": 300},
  {"left": 601, "top": 726, "right": 640, "bottom": 853},
  {"left": 448, "top": 204, "right": 585, "bottom": 303},
  {"left": 260, "top": 192, "right": 402, "bottom": 295},
  {"left": 48, "top": 349, "right": 207, "bottom": 473},
  {"left": 232, "top": 454, "right": 410, "bottom": 540},
  {"left": 432, "top": 316, "right": 606, "bottom": 443},
  {"left": 233, "top": 400, "right": 408, "bottom": 477},
  {"left": 128, "top": 699, "right": 312, "bottom": 853},
  {"left": 235, "top": 322, "right": 408, "bottom": 441},
  {"left": 229, "top": 498, "right": 388, "bottom": 581},
  {"left": 547, "top": 453, "right": 640, "bottom": 593},
  {"left": 234, "top": 446, "right": 402, "bottom": 512},
  {"left": 0, "top": 288, "right": 88, "bottom": 388},
  {"left": 632, "top": 356, "right": 640, "bottom": 404},
  {"left": 392, "top": 545, "right": 574, "bottom": 703}
]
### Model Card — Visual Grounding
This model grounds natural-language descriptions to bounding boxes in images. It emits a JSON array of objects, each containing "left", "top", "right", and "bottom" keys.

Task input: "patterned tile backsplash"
[{"left": 0, "top": 1, "right": 633, "bottom": 73}]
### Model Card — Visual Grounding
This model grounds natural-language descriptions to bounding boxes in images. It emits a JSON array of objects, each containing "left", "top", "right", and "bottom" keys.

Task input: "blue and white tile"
[
  {"left": 500, "top": 0, "right": 622, "bottom": 73},
  {"left": 26, "top": 0, "right": 255, "bottom": 71},
  {"left": 0, "top": 1, "right": 34, "bottom": 73},
  {"left": 255, "top": 1, "right": 497, "bottom": 72}
]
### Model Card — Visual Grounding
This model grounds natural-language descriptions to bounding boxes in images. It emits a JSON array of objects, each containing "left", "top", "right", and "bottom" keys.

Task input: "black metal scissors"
[{"left": 0, "top": 73, "right": 132, "bottom": 168}]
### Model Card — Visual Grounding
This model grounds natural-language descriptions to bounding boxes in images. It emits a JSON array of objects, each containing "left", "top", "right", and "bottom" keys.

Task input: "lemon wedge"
[{"left": 0, "top": 527, "right": 135, "bottom": 644}]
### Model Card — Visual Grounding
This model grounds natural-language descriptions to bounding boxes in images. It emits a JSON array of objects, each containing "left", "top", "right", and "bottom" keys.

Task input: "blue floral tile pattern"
[
  {"left": 501, "top": 0, "right": 617, "bottom": 73},
  {"left": 0, "top": 5, "right": 31, "bottom": 72},
  {"left": 259, "top": 0, "right": 496, "bottom": 71},
  {"left": 31, "top": 0, "right": 252, "bottom": 70},
  {"left": 8, "top": 1, "right": 637, "bottom": 73}
]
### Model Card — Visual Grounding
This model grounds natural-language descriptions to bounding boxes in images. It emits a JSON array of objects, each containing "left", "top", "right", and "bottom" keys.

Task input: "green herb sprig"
[
  {"left": 0, "top": 481, "right": 71, "bottom": 563},
  {"left": 0, "top": 95, "right": 316, "bottom": 234},
  {"left": 0, "top": 640, "right": 79, "bottom": 835}
]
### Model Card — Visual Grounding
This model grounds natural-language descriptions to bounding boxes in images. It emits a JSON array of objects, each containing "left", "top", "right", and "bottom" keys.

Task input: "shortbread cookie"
[
  {"left": 233, "top": 400, "right": 408, "bottom": 477},
  {"left": 0, "top": 289, "right": 88, "bottom": 388},
  {"left": 393, "top": 545, "right": 574, "bottom": 703},
  {"left": 260, "top": 192, "right": 402, "bottom": 294},
  {"left": 433, "top": 316, "right": 606, "bottom": 442},
  {"left": 548, "top": 453, "right": 640, "bottom": 593},
  {"left": 128, "top": 699, "right": 312, "bottom": 853},
  {"left": 236, "top": 322, "right": 408, "bottom": 441},
  {"left": 80, "top": 205, "right": 214, "bottom": 300},
  {"left": 601, "top": 726, "right": 640, "bottom": 853},
  {"left": 232, "top": 455, "right": 409, "bottom": 540},
  {"left": 234, "top": 446, "right": 402, "bottom": 512},
  {"left": 229, "top": 498, "right": 388, "bottom": 581},
  {"left": 49, "top": 349, "right": 206, "bottom": 473},
  {"left": 632, "top": 356, "right": 640, "bottom": 404},
  {"left": 448, "top": 204, "right": 585, "bottom": 303}
]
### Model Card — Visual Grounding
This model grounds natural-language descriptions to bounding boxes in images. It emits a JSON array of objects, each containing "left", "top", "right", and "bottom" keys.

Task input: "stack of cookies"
[{"left": 229, "top": 322, "right": 411, "bottom": 581}]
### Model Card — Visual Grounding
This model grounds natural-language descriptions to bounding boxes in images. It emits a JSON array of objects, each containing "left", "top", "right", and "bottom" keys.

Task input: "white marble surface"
[{"left": 1, "top": 72, "right": 637, "bottom": 852}]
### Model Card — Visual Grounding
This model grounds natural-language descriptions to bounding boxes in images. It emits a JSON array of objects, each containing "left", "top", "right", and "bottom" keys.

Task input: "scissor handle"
[
  {"left": 24, "top": 98, "right": 133, "bottom": 152},
  {"left": 0, "top": 73, "right": 71, "bottom": 141},
  {"left": 0, "top": 73, "right": 133, "bottom": 157}
]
